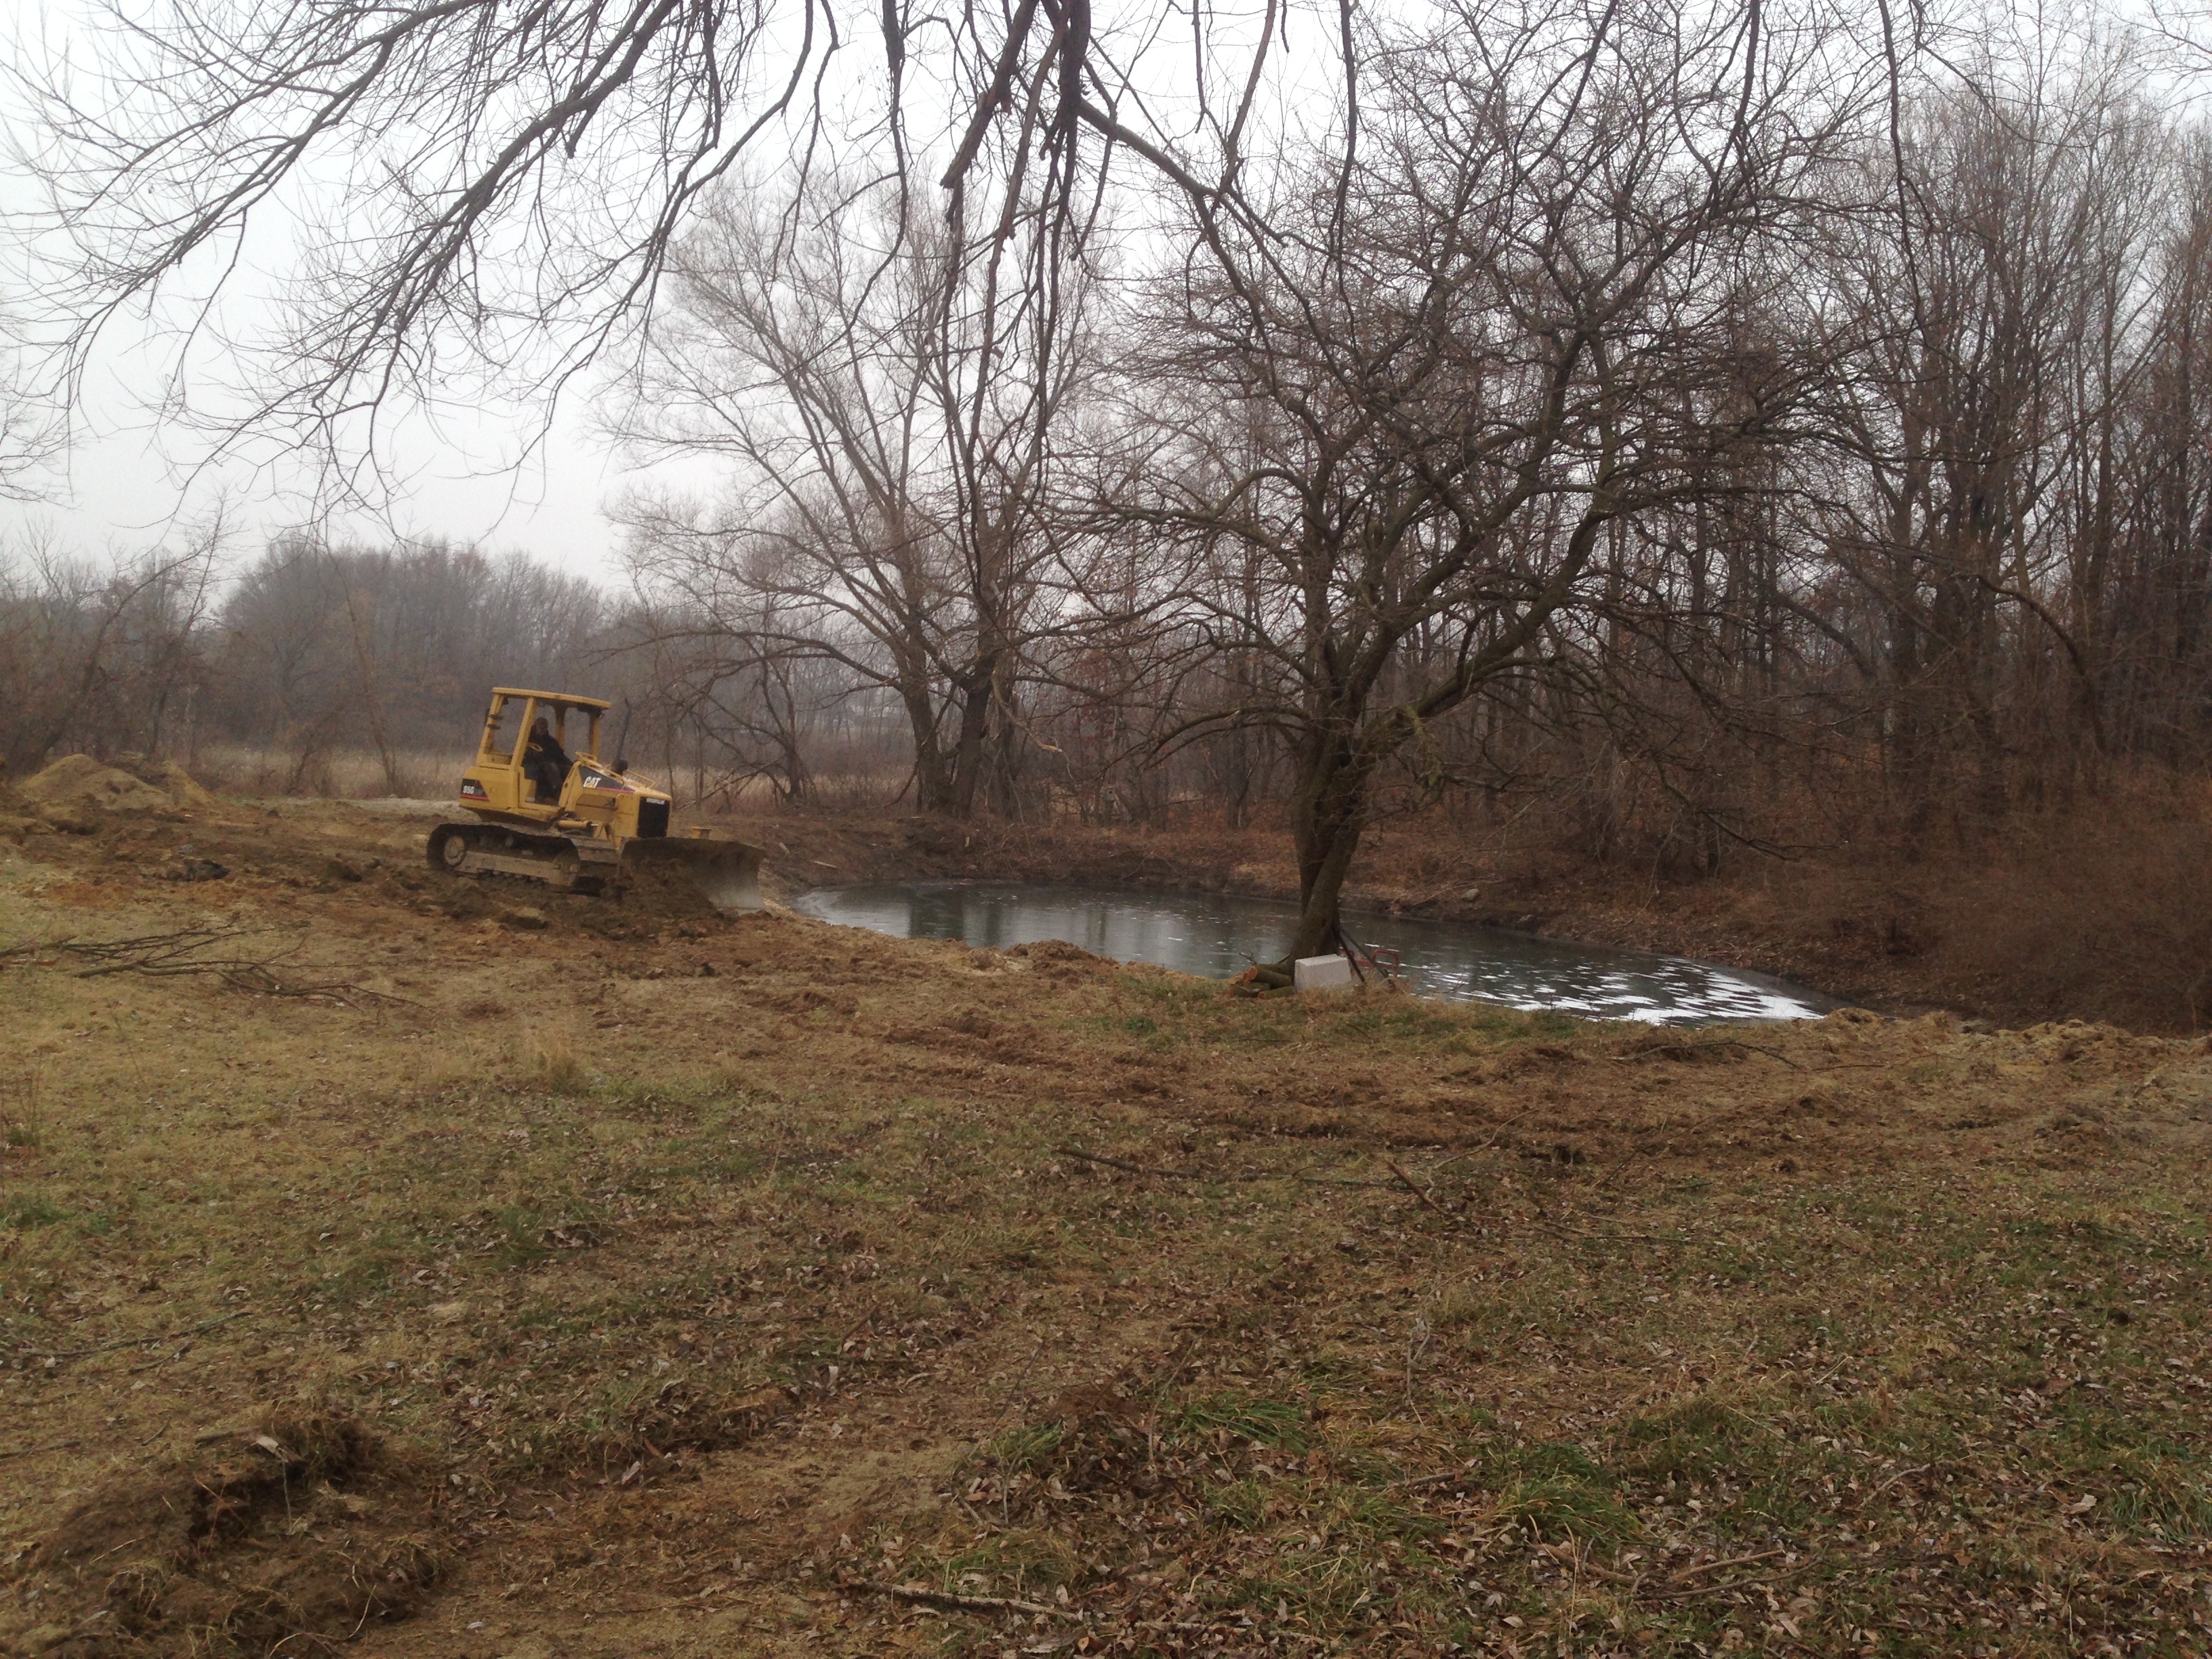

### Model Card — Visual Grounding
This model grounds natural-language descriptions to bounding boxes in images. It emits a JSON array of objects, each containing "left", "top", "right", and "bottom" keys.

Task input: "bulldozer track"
[{"left": 426, "top": 822, "right": 613, "bottom": 895}]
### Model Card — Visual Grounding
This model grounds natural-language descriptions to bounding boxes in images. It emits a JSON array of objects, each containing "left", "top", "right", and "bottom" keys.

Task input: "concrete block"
[{"left": 1294, "top": 954, "right": 1356, "bottom": 993}]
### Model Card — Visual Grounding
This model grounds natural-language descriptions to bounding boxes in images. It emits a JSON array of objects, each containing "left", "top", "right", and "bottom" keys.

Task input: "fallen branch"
[
  {"left": 1387, "top": 1158, "right": 1450, "bottom": 1216},
  {"left": 2, "top": 926, "right": 412, "bottom": 1007},
  {"left": 0, "top": 935, "right": 79, "bottom": 968},
  {"left": 9, "top": 1309, "right": 255, "bottom": 1361},
  {"left": 1538, "top": 1221, "right": 1687, "bottom": 1246},
  {"left": 845, "top": 1577, "right": 1067, "bottom": 1619},
  {"left": 1055, "top": 1145, "right": 1403, "bottom": 1191},
  {"left": 1645, "top": 1561, "right": 1816, "bottom": 1603},
  {"left": 1596, "top": 1153, "right": 1644, "bottom": 1193},
  {"left": 1471, "top": 1109, "right": 1531, "bottom": 1151},
  {"left": 1669, "top": 1548, "right": 1786, "bottom": 1582},
  {"left": 1853, "top": 1462, "right": 1931, "bottom": 1507}
]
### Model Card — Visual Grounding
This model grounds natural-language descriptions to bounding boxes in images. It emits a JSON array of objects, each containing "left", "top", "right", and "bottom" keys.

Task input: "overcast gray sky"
[
  {"left": 2, "top": 342, "right": 632, "bottom": 580},
  {"left": 0, "top": 0, "right": 1342, "bottom": 587},
  {"left": 12, "top": 0, "right": 2173, "bottom": 588},
  {"left": 0, "top": 0, "right": 815, "bottom": 586}
]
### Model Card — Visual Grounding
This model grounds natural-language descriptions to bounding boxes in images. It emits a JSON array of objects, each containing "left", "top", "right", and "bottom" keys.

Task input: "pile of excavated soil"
[
  {"left": 113, "top": 756, "right": 218, "bottom": 809},
  {"left": 613, "top": 848, "right": 741, "bottom": 922},
  {"left": 12, "top": 754, "right": 216, "bottom": 825}
]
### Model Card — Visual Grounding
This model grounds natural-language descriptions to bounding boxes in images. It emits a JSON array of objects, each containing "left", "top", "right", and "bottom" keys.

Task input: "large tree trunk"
[
  {"left": 945, "top": 659, "right": 998, "bottom": 819},
  {"left": 1286, "top": 731, "right": 1376, "bottom": 960},
  {"left": 897, "top": 665, "right": 956, "bottom": 814}
]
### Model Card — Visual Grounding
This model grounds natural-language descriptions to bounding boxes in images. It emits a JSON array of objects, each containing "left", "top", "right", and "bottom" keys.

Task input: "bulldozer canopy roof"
[{"left": 491, "top": 688, "right": 611, "bottom": 712}]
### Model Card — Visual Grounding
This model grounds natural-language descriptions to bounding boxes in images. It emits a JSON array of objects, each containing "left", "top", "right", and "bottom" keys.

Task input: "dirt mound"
[
  {"left": 16, "top": 756, "right": 178, "bottom": 821},
  {"left": 108, "top": 754, "right": 220, "bottom": 808},
  {"left": 7, "top": 1408, "right": 441, "bottom": 1658}
]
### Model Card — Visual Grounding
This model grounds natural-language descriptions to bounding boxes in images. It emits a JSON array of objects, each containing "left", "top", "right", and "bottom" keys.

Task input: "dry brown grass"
[
  {"left": 1, "top": 796, "right": 2209, "bottom": 1657},
  {"left": 0, "top": 1070, "right": 41, "bottom": 1151},
  {"left": 523, "top": 1019, "right": 585, "bottom": 1092},
  {"left": 1923, "top": 798, "right": 2212, "bottom": 1030},
  {"left": 191, "top": 743, "right": 464, "bottom": 800}
]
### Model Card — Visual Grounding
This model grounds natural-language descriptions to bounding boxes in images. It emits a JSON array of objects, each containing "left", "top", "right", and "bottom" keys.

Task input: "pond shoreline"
[
  {"left": 733, "top": 811, "right": 1952, "bottom": 1021},
  {"left": 792, "top": 876, "right": 1841, "bottom": 1025}
]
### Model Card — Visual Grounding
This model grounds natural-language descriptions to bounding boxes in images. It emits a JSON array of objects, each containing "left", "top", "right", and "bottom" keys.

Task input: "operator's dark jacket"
[{"left": 525, "top": 731, "right": 572, "bottom": 800}]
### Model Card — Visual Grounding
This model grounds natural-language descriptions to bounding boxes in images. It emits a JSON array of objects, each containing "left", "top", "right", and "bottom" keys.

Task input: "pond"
[{"left": 792, "top": 880, "right": 1839, "bottom": 1025}]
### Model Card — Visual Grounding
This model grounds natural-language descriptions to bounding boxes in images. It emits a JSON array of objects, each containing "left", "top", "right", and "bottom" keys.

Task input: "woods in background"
[{"left": 7, "top": 24, "right": 2212, "bottom": 935}]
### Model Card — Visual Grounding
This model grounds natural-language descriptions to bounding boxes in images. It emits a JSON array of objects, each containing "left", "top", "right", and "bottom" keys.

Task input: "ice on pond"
[{"left": 793, "top": 881, "right": 1839, "bottom": 1026}]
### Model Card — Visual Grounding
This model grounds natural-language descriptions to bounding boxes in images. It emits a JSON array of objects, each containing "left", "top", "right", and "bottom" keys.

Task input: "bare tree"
[
  {"left": 0, "top": 523, "right": 224, "bottom": 775},
  {"left": 0, "top": 348, "right": 60, "bottom": 502},
  {"left": 1110, "top": 0, "right": 1858, "bottom": 957},
  {"left": 211, "top": 535, "right": 603, "bottom": 784},
  {"left": 15, "top": 0, "right": 1202, "bottom": 498},
  {"left": 1806, "top": 47, "right": 2170, "bottom": 830},
  {"left": 616, "top": 172, "right": 1101, "bottom": 817}
]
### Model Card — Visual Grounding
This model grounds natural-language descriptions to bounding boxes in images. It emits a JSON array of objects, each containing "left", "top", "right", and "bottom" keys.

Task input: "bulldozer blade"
[{"left": 619, "top": 836, "right": 766, "bottom": 914}]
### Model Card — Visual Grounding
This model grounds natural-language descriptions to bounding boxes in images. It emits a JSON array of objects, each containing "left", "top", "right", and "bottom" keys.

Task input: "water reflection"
[{"left": 792, "top": 881, "right": 1837, "bottom": 1025}]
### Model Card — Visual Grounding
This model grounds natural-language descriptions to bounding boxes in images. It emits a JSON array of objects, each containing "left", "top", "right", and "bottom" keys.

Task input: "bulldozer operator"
[{"left": 523, "top": 716, "right": 573, "bottom": 802}]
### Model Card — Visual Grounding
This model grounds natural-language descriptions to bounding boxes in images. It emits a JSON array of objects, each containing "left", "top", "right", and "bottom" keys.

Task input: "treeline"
[
  {"left": 0, "top": 532, "right": 907, "bottom": 800},
  {"left": 11, "top": 22, "right": 2212, "bottom": 950},
  {"left": 609, "top": 35, "right": 2212, "bottom": 923}
]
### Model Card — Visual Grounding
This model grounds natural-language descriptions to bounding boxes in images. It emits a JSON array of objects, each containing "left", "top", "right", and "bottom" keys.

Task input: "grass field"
[{"left": 2, "top": 792, "right": 2209, "bottom": 1657}]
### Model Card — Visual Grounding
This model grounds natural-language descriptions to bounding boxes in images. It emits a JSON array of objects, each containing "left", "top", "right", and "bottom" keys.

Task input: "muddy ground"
[{"left": 2, "top": 794, "right": 2209, "bottom": 1658}]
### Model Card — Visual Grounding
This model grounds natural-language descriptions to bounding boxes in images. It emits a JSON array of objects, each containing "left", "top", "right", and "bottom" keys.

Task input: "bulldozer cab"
[{"left": 461, "top": 689, "right": 609, "bottom": 819}]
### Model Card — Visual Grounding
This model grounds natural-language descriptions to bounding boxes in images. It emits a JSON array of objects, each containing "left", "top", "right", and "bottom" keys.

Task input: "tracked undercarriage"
[{"left": 426, "top": 821, "right": 622, "bottom": 893}]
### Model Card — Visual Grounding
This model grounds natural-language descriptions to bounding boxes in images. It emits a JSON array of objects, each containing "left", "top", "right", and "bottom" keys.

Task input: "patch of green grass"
[
  {"left": 1331, "top": 1003, "right": 1471, "bottom": 1046},
  {"left": 1488, "top": 1438, "right": 1609, "bottom": 1484},
  {"left": 318, "top": 1240, "right": 403, "bottom": 1305},
  {"left": 2032, "top": 1410, "right": 2212, "bottom": 1536},
  {"left": 645, "top": 1136, "right": 769, "bottom": 1183},
  {"left": 1490, "top": 1472, "right": 1640, "bottom": 1546},
  {"left": 1460, "top": 1439, "right": 1643, "bottom": 1548},
  {"left": 1425, "top": 1282, "right": 1491, "bottom": 1333},
  {"left": 989, "top": 1422, "right": 1065, "bottom": 1475},
  {"left": 2, "top": 1193, "right": 66, "bottom": 1229},
  {"left": 483, "top": 1204, "right": 560, "bottom": 1269},
  {"left": 1230, "top": 1541, "right": 1460, "bottom": 1636},
  {"left": 1326, "top": 1444, "right": 1406, "bottom": 1486},
  {"left": 1336, "top": 1488, "right": 1445, "bottom": 1542},
  {"left": 476, "top": 1197, "right": 609, "bottom": 1270},
  {"left": 1168, "top": 1391, "right": 1307, "bottom": 1452},
  {"left": 1615, "top": 1394, "right": 1781, "bottom": 1483},
  {"left": 1208, "top": 1477, "right": 1266, "bottom": 1530},
  {"left": 1230, "top": 1553, "right": 1370, "bottom": 1622},
  {"left": 942, "top": 1530, "right": 1082, "bottom": 1594}
]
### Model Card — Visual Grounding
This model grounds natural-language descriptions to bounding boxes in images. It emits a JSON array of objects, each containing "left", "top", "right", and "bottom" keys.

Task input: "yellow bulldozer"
[{"left": 426, "top": 688, "right": 765, "bottom": 913}]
